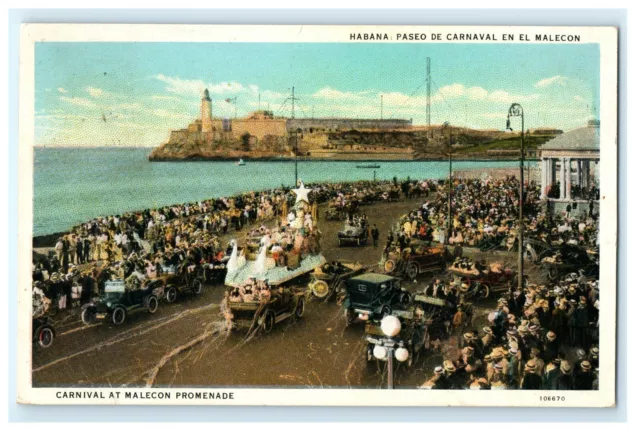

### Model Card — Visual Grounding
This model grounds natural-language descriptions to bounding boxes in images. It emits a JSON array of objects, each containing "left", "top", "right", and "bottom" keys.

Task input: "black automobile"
[
  {"left": 541, "top": 244, "right": 599, "bottom": 281},
  {"left": 81, "top": 279, "right": 163, "bottom": 326},
  {"left": 32, "top": 316, "right": 55, "bottom": 349},
  {"left": 337, "top": 221, "right": 368, "bottom": 247},
  {"left": 342, "top": 273, "right": 411, "bottom": 325}
]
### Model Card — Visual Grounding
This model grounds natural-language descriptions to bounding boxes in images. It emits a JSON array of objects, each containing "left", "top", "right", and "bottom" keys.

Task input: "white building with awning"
[{"left": 538, "top": 120, "right": 600, "bottom": 215}]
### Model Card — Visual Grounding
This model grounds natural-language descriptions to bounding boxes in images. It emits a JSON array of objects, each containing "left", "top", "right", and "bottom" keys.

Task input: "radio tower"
[{"left": 426, "top": 57, "right": 431, "bottom": 137}]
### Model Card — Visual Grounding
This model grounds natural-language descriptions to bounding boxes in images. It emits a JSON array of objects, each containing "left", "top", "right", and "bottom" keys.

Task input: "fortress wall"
[
  {"left": 211, "top": 118, "right": 288, "bottom": 140},
  {"left": 287, "top": 118, "right": 412, "bottom": 132}
]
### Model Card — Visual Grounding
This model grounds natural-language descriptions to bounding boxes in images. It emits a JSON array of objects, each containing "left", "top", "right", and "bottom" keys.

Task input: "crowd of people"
[
  {"left": 422, "top": 273, "right": 599, "bottom": 390},
  {"left": 388, "top": 176, "right": 599, "bottom": 254},
  {"left": 31, "top": 179, "right": 412, "bottom": 316}
]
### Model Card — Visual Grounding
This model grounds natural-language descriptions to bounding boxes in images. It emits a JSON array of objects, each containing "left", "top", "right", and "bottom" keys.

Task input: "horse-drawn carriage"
[{"left": 308, "top": 260, "right": 366, "bottom": 302}]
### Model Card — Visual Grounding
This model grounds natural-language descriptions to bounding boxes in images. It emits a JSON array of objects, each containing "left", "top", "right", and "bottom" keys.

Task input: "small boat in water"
[
  {"left": 235, "top": 159, "right": 246, "bottom": 166},
  {"left": 356, "top": 163, "right": 380, "bottom": 169}
]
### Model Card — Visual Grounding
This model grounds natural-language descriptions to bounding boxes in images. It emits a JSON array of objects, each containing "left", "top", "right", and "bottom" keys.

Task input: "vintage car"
[
  {"left": 81, "top": 279, "right": 163, "bottom": 326},
  {"left": 343, "top": 273, "right": 412, "bottom": 325},
  {"left": 337, "top": 221, "right": 368, "bottom": 247},
  {"left": 324, "top": 207, "right": 346, "bottom": 221},
  {"left": 448, "top": 257, "right": 526, "bottom": 298},
  {"left": 363, "top": 308, "right": 428, "bottom": 369},
  {"left": 227, "top": 286, "right": 306, "bottom": 334},
  {"left": 308, "top": 261, "right": 366, "bottom": 302},
  {"left": 158, "top": 264, "right": 206, "bottom": 304},
  {"left": 540, "top": 244, "right": 599, "bottom": 281},
  {"left": 383, "top": 241, "right": 447, "bottom": 280},
  {"left": 364, "top": 294, "right": 458, "bottom": 369},
  {"left": 32, "top": 316, "right": 55, "bottom": 349}
]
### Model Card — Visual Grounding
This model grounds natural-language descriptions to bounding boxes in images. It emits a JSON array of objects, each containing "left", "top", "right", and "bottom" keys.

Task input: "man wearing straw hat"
[
  {"left": 542, "top": 358, "right": 562, "bottom": 390},
  {"left": 574, "top": 361, "right": 594, "bottom": 390},
  {"left": 521, "top": 359, "right": 543, "bottom": 389}
]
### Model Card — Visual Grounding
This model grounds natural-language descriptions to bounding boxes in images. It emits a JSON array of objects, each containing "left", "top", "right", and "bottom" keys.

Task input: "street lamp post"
[
  {"left": 370, "top": 315, "right": 409, "bottom": 389},
  {"left": 294, "top": 128, "right": 302, "bottom": 186},
  {"left": 441, "top": 121, "right": 452, "bottom": 239},
  {"left": 506, "top": 103, "right": 525, "bottom": 290}
]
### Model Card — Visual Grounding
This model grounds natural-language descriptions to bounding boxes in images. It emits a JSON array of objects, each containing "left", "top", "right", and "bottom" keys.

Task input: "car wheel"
[
  {"left": 383, "top": 259, "right": 396, "bottom": 274},
  {"left": 477, "top": 284, "right": 490, "bottom": 299},
  {"left": 192, "top": 279, "right": 203, "bottom": 295},
  {"left": 294, "top": 297, "right": 305, "bottom": 319},
  {"left": 262, "top": 310, "right": 276, "bottom": 333},
  {"left": 37, "top": 326, "right": 54, "bottom": 349},
  {"left": 81, "top": 308, "right": 96, "bottom": 325},
  {"left": 112, "top": 307, "right": 126, "bottom": 325},
  {"left": 406, "top": 263, "right": 419, "bottom": 280},
  {"left": 344, "top": 308, "right": 356, "bottom": 326},
  {"left": 166, "top": 286, "right": 178, "bottom": 303},
  {"left": 311, "top": 280, "right": 330, "bottom": 299},
  {"left": 400, "top": 293, "right": 412, "bottom": 306},
  {"left": 147, "top": 296, "right": 159, "bottom": 314}
]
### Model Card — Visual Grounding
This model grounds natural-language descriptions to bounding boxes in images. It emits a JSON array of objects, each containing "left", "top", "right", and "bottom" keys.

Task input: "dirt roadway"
[
  {"left": 33, "top": 197, "right": 450, "bottom": 388},
  {"left": 33, "top": 196, "right": 546, "bottom": 389}
]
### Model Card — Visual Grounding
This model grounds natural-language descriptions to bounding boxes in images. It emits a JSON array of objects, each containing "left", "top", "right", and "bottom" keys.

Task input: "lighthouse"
[{"left": 201, "top": 88, "right": 213, "bottom": 133}]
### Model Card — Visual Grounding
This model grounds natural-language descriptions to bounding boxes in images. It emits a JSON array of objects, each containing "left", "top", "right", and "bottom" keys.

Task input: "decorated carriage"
[{"left": 224, "top": 179, "right": 326, "bottom": 332}]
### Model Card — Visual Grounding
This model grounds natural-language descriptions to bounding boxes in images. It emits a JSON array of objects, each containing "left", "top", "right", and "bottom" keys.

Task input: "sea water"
[{"left": 34, "top": 147, "right": 531, "bottom": 236}]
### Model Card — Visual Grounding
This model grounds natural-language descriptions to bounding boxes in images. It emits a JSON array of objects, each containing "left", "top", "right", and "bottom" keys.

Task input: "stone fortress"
[
  {"left": 148, "top": 88, "right": 565, "bottom": 161},
  {"left": 149, "top": 89, "right": 415, "bottom": 161}
]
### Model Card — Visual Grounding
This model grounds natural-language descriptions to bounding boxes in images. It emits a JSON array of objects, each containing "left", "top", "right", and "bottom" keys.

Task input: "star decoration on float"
[{"left": 293, "top": 180, "right": 311, "bottom": 203}]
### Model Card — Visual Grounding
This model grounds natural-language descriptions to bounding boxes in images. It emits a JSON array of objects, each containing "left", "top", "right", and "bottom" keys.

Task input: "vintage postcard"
[{"left": 17, "top": 24, "right": 617, "bottom": 407}]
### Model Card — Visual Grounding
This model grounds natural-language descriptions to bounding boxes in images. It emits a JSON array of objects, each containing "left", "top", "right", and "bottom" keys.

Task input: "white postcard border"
[{"left": 17, "top": 24, "right": 618, "bottom": 407}]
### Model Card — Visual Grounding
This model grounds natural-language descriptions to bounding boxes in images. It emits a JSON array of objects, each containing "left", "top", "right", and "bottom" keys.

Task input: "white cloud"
[
  {"left": 535, "top": 75, "right": 569, "bottom": 88},
  {"left": 468, "top": 86, "right": 489, "bottom": 100},
  {"left": 57, "top": 87, "right": 68, "bottom": 94},
  {"left": 313, "top": 87, "right": 365, "bottom": 101},
  {"left": 59, "top": 96, "right": 96, "bottom": 108},
  {"left": 438, "top": 83, "right": 466, "bottom": 98},
  {"left": 85, "top": 87, "right": 104, "bottom": 98},
  {"left": 154, "top": 74, "right": 250, "bottom": 97},
  {"left": 151, "top": 95, "right": 185, "bottom": 102}
]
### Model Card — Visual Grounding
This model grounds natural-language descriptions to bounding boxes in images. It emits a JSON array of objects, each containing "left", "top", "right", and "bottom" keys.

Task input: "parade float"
[
  {"left": 224, "top": 179, "right": 326, "bottom": 289},
  {"left": 223, "top": 180, "right": 326, "bottom": 333}
]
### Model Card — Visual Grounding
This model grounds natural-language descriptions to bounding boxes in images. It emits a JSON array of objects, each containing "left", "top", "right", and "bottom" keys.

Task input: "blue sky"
[{"left": 35, "top": 42, "right": 600, "bottom": 146}]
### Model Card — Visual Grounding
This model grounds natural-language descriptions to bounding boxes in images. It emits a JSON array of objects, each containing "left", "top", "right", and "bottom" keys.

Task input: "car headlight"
[{"left": 106, "top": 302, "right": 111, "bottom": 307}]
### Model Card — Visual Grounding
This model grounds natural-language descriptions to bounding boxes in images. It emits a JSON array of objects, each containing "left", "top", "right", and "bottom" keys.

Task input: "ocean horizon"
[{"left": 33, "top": 147, "right": 533, "bottom": 237}]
